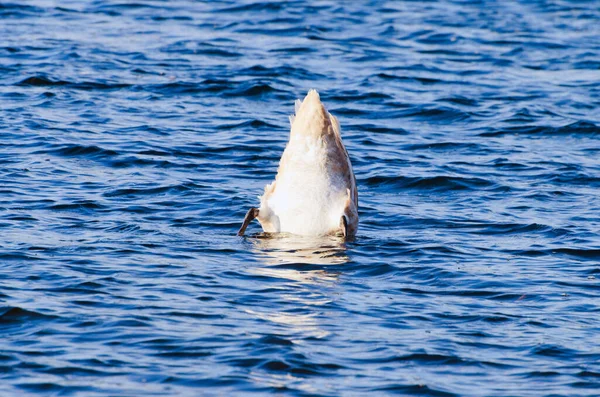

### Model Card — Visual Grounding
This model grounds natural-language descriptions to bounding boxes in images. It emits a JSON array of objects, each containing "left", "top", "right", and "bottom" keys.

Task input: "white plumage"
[{"left": 239, "top": 89, "right": 358, "bottom": 238}]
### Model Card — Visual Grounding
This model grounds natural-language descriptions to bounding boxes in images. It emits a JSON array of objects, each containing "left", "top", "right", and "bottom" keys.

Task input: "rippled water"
[{"left": 1, "top": 1, "right": 600, "bottom": 396}]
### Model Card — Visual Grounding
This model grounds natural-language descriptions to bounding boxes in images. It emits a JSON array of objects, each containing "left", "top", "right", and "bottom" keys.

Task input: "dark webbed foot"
[
  {"left": 340, "top": 215, "right": 349, "bottom": 238},
  {"left": 237, "top": 207, "right": 259, "bottom": 236}
]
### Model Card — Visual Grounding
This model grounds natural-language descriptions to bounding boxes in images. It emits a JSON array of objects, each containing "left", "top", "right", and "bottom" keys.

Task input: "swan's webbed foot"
[
  {"left": 340, "top": 215, "right": 349, "bottom": 238},
  {"left": 237, "top": 207, "right": 259, "bottom": 236}
]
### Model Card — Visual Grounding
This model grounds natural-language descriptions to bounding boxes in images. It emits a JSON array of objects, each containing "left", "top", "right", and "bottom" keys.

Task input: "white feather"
[
  {"left": 256, "top": 90, "right": 355, "bottom": 236},
  {"left": 294, "top": 99, "right": 302, "bottom": 114}
]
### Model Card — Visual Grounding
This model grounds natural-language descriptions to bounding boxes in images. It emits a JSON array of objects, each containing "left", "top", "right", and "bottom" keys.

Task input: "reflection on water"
[
  {"left": 243, "top": 234, "right": 348, "bottom": 339},
  {"left": 246, "top": 233, "right": 350, "bottom": 284},
  {"left": 5, "top": 0, "right": 599, "bottom": 393},
  {"left": 252, "top": 233, "right": 350, "bottom": 265},
  {"left": 244, "top": 233, "right": 350, "bottom": 284}
]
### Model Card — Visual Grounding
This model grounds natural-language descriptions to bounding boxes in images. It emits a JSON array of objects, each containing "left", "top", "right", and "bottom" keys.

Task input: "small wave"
[
  {"left": 364, "top": 175, "right": 497, "bottom": 192},
  {"left": 0, "top": 307, "right": 57, "bottom": 325},
  {"left": 17, "top": 382, "right": 91, "bottom": 394},
  {"left": 235, "top": 26, "right": 309, "bottom": 37},
  {"left": 411, "top": 107, "right": 471, "bottom": 122},
  {"left": 327, "top": 91, "right": 393, "bottom": 101},
  {"left": 417, "top": 32, "right": 462, "bottom": 45},
  {"left": 103, "top": 182, "right": 198, "bottom": 197},
  {"left": 352, "top": 262, "right": 397, "bottom": 277},
  {"left": 217, "top": 119, "right": 279, "bottom": 130},
  {"left": 547, "top": 173, "right": 600, "bottom": 187},
  {"left": 269, "top": 46, "right": 316, "bottom": 54},
  {"left": 352, "top": 123, "right": 409, "bottom": 135},
  {"left": 158, "top": 311, "right": 223, "bottom": 320},
  {"left": 374, "top": 384, "right": 459, "bottom": 397},
  {"left": 18, "top": 76, "right": 131, "bottom": 90},
  {"left": 551, "top": 248, "right": 600, "bottom": 259},
  {"left": 506, "top": 247, "right": 600, "bottom": 260},
  {"left": 577, "top": 370, "right": 600, "bottom": 379},
  {"left": 403, "top": 141, "right": 482, "bottom": 152},
  {"left": 376, "top": 73, "right": 444, "bottom": 85},
  {"left": 481, "top": 121, "right": 599, "bottom": 137},
  {"left": 45, "top": 281, "right": 107, "bottom": 295},
  {"left": 160, "top": 41, "right": 241, "bottom": 58},
  {"left": 230, "top": 83, "right": 282, "bottom": 97},
  {"left": 17, "top": 76, "right": 68, "bottom": 87},
  {"left": 241, "top": 64, "right": 325, "bottom": 80},
  {"left": 396, "top": 352, "right": 465, "bottom": 365},
  {"left": 107, "top": 156, "right": 195, "bottom": 169},
  {"left": 151, "top": 15, "right": 193, "bottom": 22},
  {"left": 0, "top": 3, "right": 42, "bottom": 17},
  {"left": 197, "top": 47, "right": 242, "bottom": 57},
  {"left": 146, "top": 80, "right": 282, "bottom": 98},
  {"left": 254, "top": 334, "right": 294, "bottom": 346},
  {"left": 41, "top": 144, "right": 118, "bottom": 158},
  {"left": 381, "top": 105, "right": 471, "bottom": 122},
  {"left": 0, "top": 252, "right": 42, "bottom": 261},
  {"left": 93, "top": 3, "right": 163, "bottom": 11},
  {"left": 437, "top": 96, "right": 479, "bottom": 107},
  {"left": 105, "top": 223, "right": 141, "bottom": 233},
  {"left": 470, "top": 222, "right": 556, "bottom": 236},
  {"left": 48, "top": 201, "right": 106, "bottom": 211},
  {"left": 0, "top": 47, "right": 21, "bottom": 54},
  {"left": 215, "top": 2, "right": 286, "bottom": 13},
  {"left": 530, "top": 344, "right": 578, "bottom": 358},
  {"left": 260, "top": 359, "right": 344, "bottom": 376},
  {"left": 105, "top": 319, "right": 151, "bottom": 328},
  {"left": 153, "top": 350, "right": 212, "bottom": 359}
]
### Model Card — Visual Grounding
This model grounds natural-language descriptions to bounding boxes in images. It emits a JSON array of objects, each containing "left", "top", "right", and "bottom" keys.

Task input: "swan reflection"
[
  {"left": 247, "top": 233, "right": 350, "bottom": 284},
  {"left": 252, "top": 233, "right": 350, "bottom": 265},
  {"left": 241, "top": 234, "right": 352, "bottom": 340}
]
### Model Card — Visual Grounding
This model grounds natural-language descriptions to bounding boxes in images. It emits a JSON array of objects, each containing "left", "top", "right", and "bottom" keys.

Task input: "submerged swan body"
[{"left": 238, "top": 90, "right": 358, "bottom": 238}]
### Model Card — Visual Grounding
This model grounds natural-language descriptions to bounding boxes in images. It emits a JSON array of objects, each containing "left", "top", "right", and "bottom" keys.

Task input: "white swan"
[{"left": 238, "top": 89, "right": 358, "bottom": 238}]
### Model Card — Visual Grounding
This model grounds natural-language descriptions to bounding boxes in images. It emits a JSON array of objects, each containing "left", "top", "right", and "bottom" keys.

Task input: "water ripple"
[{"left": 1, "top": 0, "right": 599, "bottom": 396}]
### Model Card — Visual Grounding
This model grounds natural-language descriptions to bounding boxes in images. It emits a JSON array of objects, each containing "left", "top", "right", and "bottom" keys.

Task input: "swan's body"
[{"left": 238, "top": 90, "right": 358, "bottom": 238}]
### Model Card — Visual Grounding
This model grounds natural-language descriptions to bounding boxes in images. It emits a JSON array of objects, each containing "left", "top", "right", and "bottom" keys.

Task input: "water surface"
[{"left": 1, "top": 1, "right": 600, "bottom": 396}]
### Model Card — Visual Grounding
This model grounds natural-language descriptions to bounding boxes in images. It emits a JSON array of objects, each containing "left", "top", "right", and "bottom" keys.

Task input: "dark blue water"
[{"left": 1, "top": 1, "right": 600, "bottom": 396}]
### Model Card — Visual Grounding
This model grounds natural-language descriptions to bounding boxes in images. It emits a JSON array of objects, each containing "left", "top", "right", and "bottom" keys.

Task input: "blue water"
[{"left": 1, "top": 1, "right": 600, "bottom": 396}]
